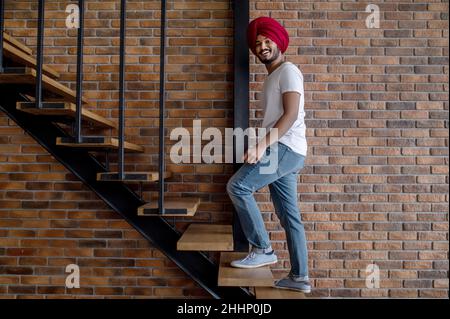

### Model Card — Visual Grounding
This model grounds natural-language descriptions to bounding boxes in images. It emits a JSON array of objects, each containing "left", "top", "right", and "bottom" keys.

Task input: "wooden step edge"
[
  {"left": 16, "top": 102, "right": 117, "bottom": 129},
  {"left": 137, "top": 198, "right": 201, "bottom": 217},
  {"left": 96, "top": 171, "right": 172, "bottom": 182},
  {"left": 55, "top": 137, "right": 144, "bottom": 153},
  {"left": 218, "top": 252, "right": 274, "bottom": 287},
  {"left": 30, "top": 68, "right": 89, "bottom": 104},
  {"left": 20, "top": 94, "right": 79, "bottom": 104},
  {"left": 3, "top": 41, "right": 60, "bottom": 79},
  {"left": 3, "top": 32, "right": 33, "bottom": 55},
  {"left": 0, "top": 67, "right": 88, "bottom": 104},
  {"left": 109, "top": 137, "right": 144, "bottom": 153},
  {"left": 67, "top": 104, "right": 117, "bottom": 129},
  {"left": 177, "top": 224, "right": 234, "bottom": 251}
]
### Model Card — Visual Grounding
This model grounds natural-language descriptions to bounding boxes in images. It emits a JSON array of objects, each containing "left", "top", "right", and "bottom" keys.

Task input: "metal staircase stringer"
[{"left": 0, "top": 85, "right": 252, "bottom": 300}]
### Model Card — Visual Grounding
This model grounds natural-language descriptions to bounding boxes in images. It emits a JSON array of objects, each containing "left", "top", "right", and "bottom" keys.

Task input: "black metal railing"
[
  {"left": 0, "top": 0, "right": 4, "bottom": 73},
  {"left": 0, "top": 0, "right": 167, "bottom": 215},
  {"left": 158, "top": 0, "right": 166, "bottom": 215},
  {"left": 74, "top": 0, "right": 84, "bottom": 143},
  {"left": 35, "top": 0, "right": 45, "bottom": 108},
  {"left": 118, "top": 0, "right": 126, "bottom": 180},
  {"left": 232, "top": 0, "right": 250, "bottom": 251}
]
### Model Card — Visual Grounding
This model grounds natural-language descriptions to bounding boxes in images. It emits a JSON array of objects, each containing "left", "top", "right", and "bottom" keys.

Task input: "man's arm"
[{"left": 243, "top": 91, "right": 300, "bottom": 163}]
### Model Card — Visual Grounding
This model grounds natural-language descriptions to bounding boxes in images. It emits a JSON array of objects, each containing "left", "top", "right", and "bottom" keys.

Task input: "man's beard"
[{"left": 258, "top": 47, "right": 280, "bottom": 65}]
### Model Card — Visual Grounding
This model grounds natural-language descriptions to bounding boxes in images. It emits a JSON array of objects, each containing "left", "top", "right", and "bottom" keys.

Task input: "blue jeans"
[{"left": 226, "top": 142, "right": 308, "bottom": 278}]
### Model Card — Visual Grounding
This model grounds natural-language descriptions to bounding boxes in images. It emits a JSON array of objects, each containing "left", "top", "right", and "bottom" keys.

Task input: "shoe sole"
[
  {"left": 230, "top": 259, "right": 278, "bottom": 269},
  {"left": 274, "top": 285, "right": 311, "bottom": 294}
]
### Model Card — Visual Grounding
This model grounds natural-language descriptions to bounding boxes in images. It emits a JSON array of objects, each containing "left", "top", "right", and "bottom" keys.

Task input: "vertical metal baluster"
[
  {"left": 35, "top": 0, "right": 45, "bottom": 109},
  {"left": 118, "top": 0, "right": 126, "bottom": 180},
  {"left": 158, "top": 0, "right": 167, "bottom": 215},
  {"left": 232, "top": 0, "right": 250, "bottom": 251},
  {"left": 0, "top": 0, "right": 5, "bottom": 73},
  {"left": 75, "top": 0, "right": 84, "bottom": 143}
]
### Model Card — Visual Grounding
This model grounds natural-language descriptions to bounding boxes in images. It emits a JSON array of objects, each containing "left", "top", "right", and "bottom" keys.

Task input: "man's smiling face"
[{"left": 255, "top": 34, "right": 281, "bottom": 64}]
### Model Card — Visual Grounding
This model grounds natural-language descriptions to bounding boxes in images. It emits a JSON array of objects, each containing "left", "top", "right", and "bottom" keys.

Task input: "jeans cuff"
[
  {"left": 252, "top": 245, "right": 272, "bottom": 254},
  {"left": 290, "top": 274, "right": 309, "bottom": 281}
]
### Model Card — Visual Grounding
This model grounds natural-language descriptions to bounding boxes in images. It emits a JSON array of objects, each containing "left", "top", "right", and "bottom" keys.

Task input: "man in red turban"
[
  {"left": 227, "top": 17, "right": 311, "bottom": 294},
  {"left": 247, "top": 16, "right": 290, "bottom": 56}
]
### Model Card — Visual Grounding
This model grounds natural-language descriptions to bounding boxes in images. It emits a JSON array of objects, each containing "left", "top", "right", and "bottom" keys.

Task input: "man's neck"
[{"left": 266, "top": 56, "right": 285, "bottom": 75}]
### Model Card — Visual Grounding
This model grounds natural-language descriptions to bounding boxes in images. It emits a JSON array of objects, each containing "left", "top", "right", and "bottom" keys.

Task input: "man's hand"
[{"left": 242, "top": 145, "right": 266, "bottom": 164}]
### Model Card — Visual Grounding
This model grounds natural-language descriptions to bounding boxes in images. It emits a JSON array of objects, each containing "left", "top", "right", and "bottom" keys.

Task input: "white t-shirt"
[{"left": 261, "top": 62, "right": 307, "bottom": 156}]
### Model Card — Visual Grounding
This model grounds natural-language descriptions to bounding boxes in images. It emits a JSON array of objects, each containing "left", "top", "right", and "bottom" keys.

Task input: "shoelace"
[{"left": 242, "top": 252, "right": 256, "bottom": 261}]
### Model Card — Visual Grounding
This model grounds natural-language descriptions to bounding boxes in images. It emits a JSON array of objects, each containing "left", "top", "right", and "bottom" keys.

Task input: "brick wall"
[
  {"left": 0, "top": 0, "right": 448, "bottom": 299},
  {"left": 248, "top": 0, "right": 449, "bottom": 298}
]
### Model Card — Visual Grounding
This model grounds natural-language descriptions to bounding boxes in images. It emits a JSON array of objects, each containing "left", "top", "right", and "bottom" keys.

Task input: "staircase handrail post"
[
  {"left": 35, "top": 0, "right": 45, "bottom": 109},
  {"left": 118, "top": 0, "right": 126, "bottom": 180},
  {"left": 158, "top": 0, "right": 167, "bottom": 215},
  {"left": 0, "top": 0, "right": 5, "bottom": 73},
  {"left": 74, "top": 0, "right": 85, "bottom": 143}
]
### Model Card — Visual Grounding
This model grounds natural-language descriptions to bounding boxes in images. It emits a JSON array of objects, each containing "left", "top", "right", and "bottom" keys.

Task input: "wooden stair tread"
[
  {"left": 177, "top": 224, "right": 233, "bottom": 251},
  {"left": 0, "top": 67, "right": 88, "bottom": 104},
  {"left": 56, "top": 136, "right": 144, "bottom": 153},
  {"left": 218, "top": 252, "right": 274, "bottom": 287},
  {"left": 138, "top": 198, "right": 201, "bottom": 216},
  {"left": 3, "top": 32, "right": 33, "bottom": 55},
  {"left": 17, "top": 102, "right": 117, "bottom": 129},
  {"left": 255, "top": 287, "right": 306, "bottom": 299},
  {"left": 3, "top": 41, "right": 60, "bottom": 79},
  {"left": 97, "top": 171, "right": 172, "bottom": 182}
]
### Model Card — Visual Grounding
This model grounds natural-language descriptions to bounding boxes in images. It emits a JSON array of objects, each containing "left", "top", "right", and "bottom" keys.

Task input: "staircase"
[
  {"left": 0, "top": 30, "right": 245, "bottom": 299},
  {"left": 0, "top": 0, "right": 305, "bottom": 299}
]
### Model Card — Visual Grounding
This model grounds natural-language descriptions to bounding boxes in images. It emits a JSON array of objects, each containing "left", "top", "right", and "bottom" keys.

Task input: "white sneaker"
[
  {"left": 275, "top": 274, "right": 312, "bottom": 293},
  {"left": 230, "top": 247, "right": 277, "bottom": 269}
]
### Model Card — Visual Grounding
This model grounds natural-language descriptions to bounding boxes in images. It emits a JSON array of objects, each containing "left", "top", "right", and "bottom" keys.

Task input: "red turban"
[{"left": 247, "top": 17, "right": 289, "bottom": 55}]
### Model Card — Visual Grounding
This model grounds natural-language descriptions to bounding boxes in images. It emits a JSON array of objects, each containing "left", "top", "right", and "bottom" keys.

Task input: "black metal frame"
[
  {"left": 158, "top": 0, "right": 167, "bottom": 215},
  {"left": 118, "top": 0, "right": 126, "bottom": 180},
  {"left": 35, "top": 0, "right": 45, "bottom": 108},
  {"left": 232, "top": 0, "right": 250, "bottom": 251},
  {"left": 0, "top": 0, "right": 4, "bottom": 73},
  {"left": 74, "top": 0, "right": 84, "bottom": 143}
]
